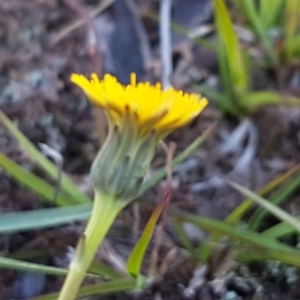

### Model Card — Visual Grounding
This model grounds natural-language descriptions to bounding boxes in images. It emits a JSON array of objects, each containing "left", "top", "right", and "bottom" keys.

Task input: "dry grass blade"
[{"left": 51, "top": 0, "right": 114, "bottom": 45}]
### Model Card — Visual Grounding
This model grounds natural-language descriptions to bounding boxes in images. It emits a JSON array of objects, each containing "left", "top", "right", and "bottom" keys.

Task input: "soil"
[{"left": 1, "top": 0, "right": 300, "bottom": 299}]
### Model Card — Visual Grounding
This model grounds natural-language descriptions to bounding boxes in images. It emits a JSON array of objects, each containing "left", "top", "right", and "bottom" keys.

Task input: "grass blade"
[
  {"left": 239, "top": 0, "right": 277, "bottom": 64},
  {"left": 259, "top": 0, "right": 284, "bottom": 30},
  {"left": 0, "top": 254, "right": 123, "bottom": 281},
  {"left": 242, "top": 91, "right": 280, "bottom": 110},
  {"left": 285, "top": 0, "right": 300, "bottom": 42},
  {"left": 229, "top": 181, "right": 300, "bottom": 234},
  {"left": 0, "top": 152, "right": 76, "bottom": 206},
  {"left": 249, "top": 174, "right": 300, "bottom": 231},
  {"left": 172, "top": 208, "right": 293, "bottom": 252},
  {"left": 215, "top": 0, "right": 248, "bottom": 95},
  {"left": 285, "top": 35, "right": 300, "bottom": 59},
  {"left": 0, "top": 257, "right": 68, "bottom": 277},
  {"left": 226, "top": 164, "right": 300, "bottom": 224},
  {"left": 0, "top": 109, "right": 90, "bottom": 204},
  {"left": 173, "top": 208, "right": 300, "bottom": 267},
  {"left": 127, "top": 192, "right": 169, "bottom": 277},
  {"left": 89, "top": 261, "right": 123, "bottom": 280},
  {"left": 217, "top": 38, "right": 235, "bottom": 102},
  {"left": 0, "top": 204, "right": 91, "bottom": 234},
  {"left": 32, "top": 277, "right": 139, "bottom": 300},
  {"left": 235, "top": 246, "right": 300, "bottom": 267},
  {"left": 261, "top": 216, "right": 300, "bottom": 239}
]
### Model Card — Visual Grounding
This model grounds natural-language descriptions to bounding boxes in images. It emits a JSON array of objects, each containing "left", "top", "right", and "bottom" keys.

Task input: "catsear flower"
[{"left": 71, "top": 73, "right": 208, "bottom": 201}]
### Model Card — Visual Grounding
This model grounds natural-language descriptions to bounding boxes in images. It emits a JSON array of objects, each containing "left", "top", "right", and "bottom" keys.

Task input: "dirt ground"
[{"left": 1, "top": 0, "right": 300, "bottom": 299}]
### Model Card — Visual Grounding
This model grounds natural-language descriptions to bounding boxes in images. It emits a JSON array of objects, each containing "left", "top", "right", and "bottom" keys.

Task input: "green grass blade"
[
  {"left": 215, "top": 0, "right": 248, "bottom": 95},
  {"left": 261, "top": 216, "right": 300, "bottom": 239},
  {"left": 285, "top": 0, "right": 300, "bottom": 41},
  {"left": 226, "top": 164, "right": 300, "bottom": 225},
  {"left": 242, "top": 91, "right": 280, "bottom": 110},
  {"left": 0, "top": 152, "right": 76, "bottom": 206},
  {"left": 0, "top": 257, "right": 68, "bottom": 277},
  {"left": 229, "top": 181, "right": 300, "bottom": 234},
  {"left": 7, "top": 251, "right": 121, "bottom": 280},
  {"left": 175, "top": 208, "right": 300, "bottom": 268},
  {"left": 239, "top": 0, "right": 277, "bottom": 64},
  {"left": 0, "top": 109, "right": 90, "bottom": 204},
  {"left": 89, "top": 261, "right": 124, "bottom": 280},
  {"left": 235, "top": 247, "right": 300, "bottom": 267},
  {"left": 1, "top": 253, "right": 122, "bottom": 281},
  {"left": 127, "top": 192, "right": 169, "bottom": 277},
  {"left": 249, "top": 174, "right": 300, "bottom": 231},
  {"left": 32, "top": 277, "right": 139, "bottom": 300},
  {"left": 259, "top": 0, "right": 284, "bottom": 30},
  {"left": 285, "top": 35, "right": 300, "bottom": 60},
  {"left": 0, "top": 204, "right": 92, "bottom": 234},
  {"left": 239, "top": 91, "right": 300, "bottom": 111},
  {"left": 217, "top": 40, "right": 235, "bottom": 102},
  {"left": 0, "top": 257, "right": 129, "bottom": 300},
  {"left": 172, "top": 208, "right": 293, "bottom": 252},
  {"left": 284, "top": 0, "right": 300, "bottom": 61}
]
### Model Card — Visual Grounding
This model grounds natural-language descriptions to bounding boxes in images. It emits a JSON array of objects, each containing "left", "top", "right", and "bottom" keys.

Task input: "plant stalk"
[{"left": 58, "top": 193, "right": 125, "bottom": 300}]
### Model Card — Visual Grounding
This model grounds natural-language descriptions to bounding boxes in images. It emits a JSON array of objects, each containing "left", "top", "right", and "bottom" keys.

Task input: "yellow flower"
[
  {"left": 71, "top": 73, "right": 208, "bottom": 138},
  {"left": 71, "top": 72, "right": 208, "bottom": 200}
]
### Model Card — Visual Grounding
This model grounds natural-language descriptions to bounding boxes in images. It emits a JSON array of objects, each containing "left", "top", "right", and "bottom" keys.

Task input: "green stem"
[{"left": 58, "top": 193, "right": 125, "bottom": 300}]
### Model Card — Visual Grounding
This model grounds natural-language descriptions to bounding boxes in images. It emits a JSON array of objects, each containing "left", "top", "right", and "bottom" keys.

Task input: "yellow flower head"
[
  {"left": 71, "top": 73, "right": 208, "bottom": 138},
  {"left": 71, "top": 72, "right": 208, "bottom": 200}
]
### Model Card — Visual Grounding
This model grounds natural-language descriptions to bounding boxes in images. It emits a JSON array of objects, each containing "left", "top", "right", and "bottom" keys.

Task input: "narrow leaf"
[
  {"left": 0, "top": 255, "right": 122, "bottom": 281},
  {"left": 0, "top": 152, "right": 74, "bottom": 206},
  {"left": 261, "top": 216, "right": 300, "bottom": 239},
  {"left": 0, "top": 257, "right": 68, "bottom": 277},
  {"left": 127, "top": 192, "right": 169, "bottom": 277},
  {"left": 0, "top": 204, "right": 91, "bottom": 234},
  {"left": 229, "top": 181, "right": 300, "bottom": 234},
  {"left": 242, "top": 91, "right": 280, "bottom": 109},
  {"left": 226, "top": 164, "right": 300, "bottom": 224},
  {"left": 236, "top": 247, "right": 300, "bottom": 267},
  {"left": 172, "top": 208, "right": 293, "bottom": 252},
  {"left": 215, "top": 0, "right": 248, "bottom": 94},
  {"left": 89, "top": 261, "right": 123, "bottom": 280},
  {"left": 0, "top": 109, "right": 90, "bottom": 204},
  {"left": 259, "top": 0, "right": 284, "bottom": 30},
  {"left": 249, "top": 174, "right": 300, "bottom": 231},
  {"left": 239, "top": 0, "right": 277, "bottom": 64},
  {"left": 32, "top": 277, "right": 139, "bottom": 300}
]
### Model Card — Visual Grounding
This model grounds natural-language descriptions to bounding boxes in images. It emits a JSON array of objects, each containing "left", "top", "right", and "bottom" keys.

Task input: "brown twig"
[{"left": 51, "top": 0, "right": 114, "bottom": 46}]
